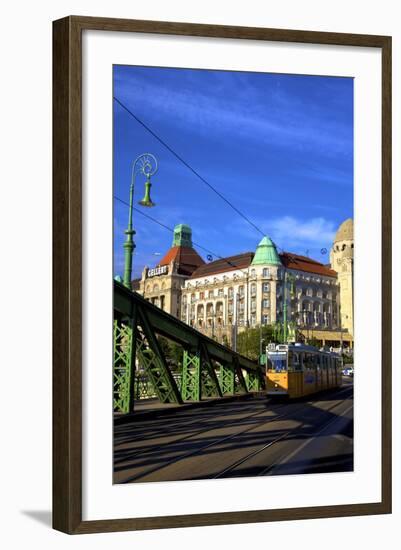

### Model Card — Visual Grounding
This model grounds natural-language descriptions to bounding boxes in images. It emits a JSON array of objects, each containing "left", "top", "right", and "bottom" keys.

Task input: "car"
[{"left": 342, "top": 367, "right": 354, "bottom": 377}]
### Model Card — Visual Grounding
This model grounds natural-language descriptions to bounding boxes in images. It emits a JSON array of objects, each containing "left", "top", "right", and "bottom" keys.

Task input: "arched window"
[{"left": 262, "top": 268, "right": 270, "bottom": 278}]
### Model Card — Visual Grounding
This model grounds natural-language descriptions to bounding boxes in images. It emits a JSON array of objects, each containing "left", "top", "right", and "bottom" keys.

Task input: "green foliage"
[
  {"left": 307, "top": 337, "right": 321, "bottom": 349},
  {"left": 237, "top": 325, "right": 275, "bottom": 361},
  {"left": 157, "top": 335, "right": 184, "bottom": 371}
]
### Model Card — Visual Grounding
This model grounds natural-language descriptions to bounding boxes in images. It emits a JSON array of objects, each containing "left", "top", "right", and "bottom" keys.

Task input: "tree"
[
  {"left": 237, "top": 325, "right": 275, "bottom": 361},
  {"left": 157, "top": 335, "right": 184, "bottom": 371}
]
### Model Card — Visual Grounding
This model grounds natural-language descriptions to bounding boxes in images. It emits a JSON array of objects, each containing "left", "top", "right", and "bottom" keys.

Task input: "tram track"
[
  {"left": 115, "top": 384, "right": 353, "bottom": 463},
  {"left": 117, "top": 384, "right": 353, "bottom": 483},
  {"left": 114, "top": 400, "right": 286, "bottom": 466},
  {"left": 118, "top": 400, "right": 302, "bottom": 481},
  {"left": 212, "top": 392, "right": 353, "bottom": 479}
]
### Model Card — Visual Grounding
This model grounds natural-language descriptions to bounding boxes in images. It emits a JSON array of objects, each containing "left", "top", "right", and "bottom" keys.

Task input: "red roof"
[
  {"left": 280, "top": 252, "right": 337, "bottom": 278},
  {"left": 188, "top": 251, "right": 337, "bottom": 279},
  {"left": 159, "top": 246, "right": 205, "bottom": 276},
  {"left": 189, "top": 252, "right": 254, "bottom": 279}
]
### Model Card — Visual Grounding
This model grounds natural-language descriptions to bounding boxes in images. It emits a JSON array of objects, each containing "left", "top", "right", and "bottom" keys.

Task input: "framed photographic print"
[{"left": 53, "top": 16, "right": 392, "bottom": 534}]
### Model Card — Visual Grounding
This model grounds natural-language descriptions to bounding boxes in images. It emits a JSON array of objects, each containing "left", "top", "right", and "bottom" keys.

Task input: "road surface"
[{"left": 114, "top": 378, "right": 353, "bottom": 483}]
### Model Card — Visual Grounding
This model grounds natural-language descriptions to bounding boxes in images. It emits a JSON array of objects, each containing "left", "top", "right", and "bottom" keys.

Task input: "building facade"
[
  {"left": 180, "top": 236, "right": 340, "bottom": 344},
  {"left": 134, "top": 219, "right": 354, "bottom": 348},
  {"left": 136, "top": 224, "right": 204, "bottom": 317}
]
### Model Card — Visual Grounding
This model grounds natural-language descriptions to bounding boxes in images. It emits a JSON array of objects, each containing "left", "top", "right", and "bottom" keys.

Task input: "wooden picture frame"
[{"left": 53, "top": 15, "right": 392, "bottom": 534}]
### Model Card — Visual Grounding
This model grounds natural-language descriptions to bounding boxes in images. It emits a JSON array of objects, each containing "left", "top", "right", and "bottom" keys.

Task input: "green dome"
[{"left": 251, "top": 236, "right": 282, "bottom": 266}]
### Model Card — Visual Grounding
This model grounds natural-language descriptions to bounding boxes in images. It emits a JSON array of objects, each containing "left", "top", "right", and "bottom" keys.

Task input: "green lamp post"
[
  {"left": 282, "top": 270, "right": 296, "bottom": 344},
  {"left": 123, "top": 153, "right": 157, "bottom": 289}
]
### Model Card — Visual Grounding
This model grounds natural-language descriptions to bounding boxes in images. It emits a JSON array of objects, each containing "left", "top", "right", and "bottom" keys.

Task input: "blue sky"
[{"left": 113, "top": 65, "right": 353, "bottom": 279}]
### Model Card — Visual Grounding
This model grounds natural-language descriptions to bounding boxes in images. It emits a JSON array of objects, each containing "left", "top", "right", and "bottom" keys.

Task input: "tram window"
[
  {"left": 303, "top": 353, "right": 314, "bottom": 369},
  {"left": 288, "top": 351, "right": 302, "bottom": 372},
  {"left": 267, "top": 354, "right": 287, "bottom": 372}
]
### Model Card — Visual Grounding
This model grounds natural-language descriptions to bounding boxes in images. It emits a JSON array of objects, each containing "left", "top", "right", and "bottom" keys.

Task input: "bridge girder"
[{"left": 114, "top": 282, "right": 263, "bottom": 413}]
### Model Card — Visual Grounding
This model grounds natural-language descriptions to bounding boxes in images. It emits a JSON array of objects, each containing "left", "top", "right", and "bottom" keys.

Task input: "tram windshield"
[{"left": 267, "top": 353, "right": 287, "bottom": 372}]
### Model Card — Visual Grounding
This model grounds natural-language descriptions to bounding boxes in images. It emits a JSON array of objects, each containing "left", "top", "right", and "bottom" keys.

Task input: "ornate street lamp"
[{"left": 123, "top": 153, "right": 158, "bottom": 289}]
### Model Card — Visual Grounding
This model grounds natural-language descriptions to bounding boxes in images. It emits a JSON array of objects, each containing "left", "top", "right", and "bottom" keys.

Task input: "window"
[
  {"left": 250, "top": 268, "right": 256, "bottom": 278},
  {"left": 306, "top": 288, "right": 313, "bottom": 297},
  {"left": 288, "top": 351, "right": 302, "bottom": 371},
  {"left": 238, "top": 285, "right": 244, "bottom": 297},
  {"left": 153, "top": 284, "right": 159, "bottom": 293},
  {"left": 262, "top": 314, "right": 270, "bottom": 325},
  {"left": 251, "top": 283, "right": 257, "bottom": 296},
  {"left": 208, "top": 290, "right": 214, "bottom": 298},
  {"left": 262, "top": 268, "right": 270, "bottom": 278},
  {"left": 250, "top": 314, "right": 256, "bottom": 326},
  {"left": 262, "top": 299, "right": 270, "bottom": 308},
  {"left": 218, "top": 288, "right": 224, "bottom": 297},
  {"left": 263, "top": 282, "right": 270, "bottom": 292},
  {"left": 303, "top": 353, "right": 315, "bottom": 369},
  {"left": 251, "top": 300, "right": 256, "bottom": 311},
  {"left": 199, "top": 291, "right": 204, "bottom": 300},
  {"left": 191, "top": 293, "right": 196, "bottom": 303},
  {"left": 228, "top": 287, "right": 234, "bottom": 298}
]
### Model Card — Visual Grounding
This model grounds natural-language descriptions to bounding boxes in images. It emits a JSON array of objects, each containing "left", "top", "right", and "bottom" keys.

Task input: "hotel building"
[{"left": 134, "top": 220, "right": 354, "bottom": 349}]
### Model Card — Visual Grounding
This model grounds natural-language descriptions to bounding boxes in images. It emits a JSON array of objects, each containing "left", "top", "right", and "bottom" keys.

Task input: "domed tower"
[{"left": 330, "top": 219, "right": 354, "bottom": 336}]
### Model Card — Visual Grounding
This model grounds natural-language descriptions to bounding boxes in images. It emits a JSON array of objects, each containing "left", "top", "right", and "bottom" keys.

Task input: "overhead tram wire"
[
  {"left": 113, "top": 96, "right": 266, "bottom": 239},
  {"left": 114, "top": 195, "right": 253, "bottom": 278}
]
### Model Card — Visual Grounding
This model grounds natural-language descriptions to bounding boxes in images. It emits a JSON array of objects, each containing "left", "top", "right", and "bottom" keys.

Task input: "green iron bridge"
[{"left": 114, "top": 281, "right": 265, "bottom": 414}]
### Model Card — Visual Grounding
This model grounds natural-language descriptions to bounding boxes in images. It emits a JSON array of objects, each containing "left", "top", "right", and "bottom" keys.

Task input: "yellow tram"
[{"left": 266, "top": 343, "right": 343, "bottom": 398}]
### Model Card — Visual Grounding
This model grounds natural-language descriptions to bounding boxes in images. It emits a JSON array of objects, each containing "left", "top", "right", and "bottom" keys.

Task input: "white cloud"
[{"left": 266, "top": 216, "right": 336, "bottom": 247}]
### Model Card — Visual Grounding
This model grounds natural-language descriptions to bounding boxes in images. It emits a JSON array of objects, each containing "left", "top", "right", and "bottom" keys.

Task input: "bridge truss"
[{"left": 113, "top": 281, "right": 264, "bottom": 413}]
